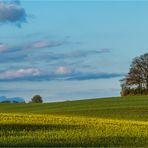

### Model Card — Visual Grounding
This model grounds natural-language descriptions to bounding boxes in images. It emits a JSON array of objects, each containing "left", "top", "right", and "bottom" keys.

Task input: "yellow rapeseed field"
[{"left": 0, "top": 113, "right": 148, "bottom": 146}]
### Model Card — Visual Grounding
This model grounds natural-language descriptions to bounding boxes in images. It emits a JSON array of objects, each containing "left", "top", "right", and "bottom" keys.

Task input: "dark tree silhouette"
[
  {"left": 121, "top": 53, "right": 148, "bottom": 96},
  {"left": 31, "top": 95, "right": 43, "bottom": 103}
]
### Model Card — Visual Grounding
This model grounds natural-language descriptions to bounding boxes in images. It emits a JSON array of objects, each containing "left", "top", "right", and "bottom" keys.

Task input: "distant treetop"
[{"left": 31, "top": 95, "right": 43, "bottom": 103}]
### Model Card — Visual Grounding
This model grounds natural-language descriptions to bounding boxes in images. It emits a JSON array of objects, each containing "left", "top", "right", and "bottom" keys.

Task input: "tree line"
[{"left": 0, "top": 95, "right": 43, "bottom": 103}]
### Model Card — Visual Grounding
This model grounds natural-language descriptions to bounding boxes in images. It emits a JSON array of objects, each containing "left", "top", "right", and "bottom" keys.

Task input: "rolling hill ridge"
[{"left": 0, "top": 96, "right": 148, "bottom": 121}]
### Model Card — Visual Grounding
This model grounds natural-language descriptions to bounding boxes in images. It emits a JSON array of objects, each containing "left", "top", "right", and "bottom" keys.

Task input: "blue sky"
[{"left": 0, "top": 0, "right": 148, "bottom": 102}]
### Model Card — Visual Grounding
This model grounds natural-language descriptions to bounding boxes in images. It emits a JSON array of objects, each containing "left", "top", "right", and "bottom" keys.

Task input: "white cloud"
[
  {"left": 0, "top": 68, "right": 40, "bottom": 79},
  {"left": 55, "top": 66, "right": 72, "bottom": 75}
]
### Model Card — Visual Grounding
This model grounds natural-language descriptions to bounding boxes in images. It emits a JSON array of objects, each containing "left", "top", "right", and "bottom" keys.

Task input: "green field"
[{"left": 0, "top": 96, "right": 148, "bottom": 147}]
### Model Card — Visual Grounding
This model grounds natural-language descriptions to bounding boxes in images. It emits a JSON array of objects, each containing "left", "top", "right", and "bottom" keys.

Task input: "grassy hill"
[
  {"left": 0, "top": 95, "right": 148, "bottom": 120},
  {"left": 0, "top": 96, "right": 148, "bottom": 147}
]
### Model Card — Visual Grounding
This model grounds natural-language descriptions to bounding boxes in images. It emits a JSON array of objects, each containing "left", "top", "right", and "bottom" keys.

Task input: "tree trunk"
[{"left": 146, "top": 80, "right": 148, "bottom": 90}]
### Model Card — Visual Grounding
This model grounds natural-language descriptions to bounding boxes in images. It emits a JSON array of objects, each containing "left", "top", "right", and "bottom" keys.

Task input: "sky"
[{"left": 0, "top": 0, "right": 148, "bottom": 102}]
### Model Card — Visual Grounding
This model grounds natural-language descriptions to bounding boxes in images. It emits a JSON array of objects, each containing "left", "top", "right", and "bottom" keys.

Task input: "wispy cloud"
[
  {"left": 0, "top": 68, "right": 40, "bottom": 80},
  {"left": 30, "top": 40, "right": 65, "bottom": 49},
  {"left": 65, "top": 48, "right": 111, "bottom": 57},
  {"left": 0, "top": 0, "right": 27, "bottom": 27},
  {"left": 0, "top": 66, "right": 124, "bottom": 82},
  {"left": 0, "top": 38, "right": 110, "bottom": 64},
  {"left": 66, "top": 72, "right": 124, "bottom": 81},
  {"left": 0, "top": 39, "right": 65, "bottom": 54},
  {"left": 0, "top": 39, "right": 66, "bottom": 63},
  {"left": 0, "top": 43, "right": 20, "bottom": 53},
  {"left": 37, "top": 48, "right": 111, "bottom": 62}
]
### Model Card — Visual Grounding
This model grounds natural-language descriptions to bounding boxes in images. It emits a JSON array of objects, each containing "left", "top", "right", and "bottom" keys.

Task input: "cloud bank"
[
  {"left": 0, "top": 39, "right": 110, "bottom": 64},
  {"left": 0, "top": 39, "right": 66, "bottom": 63},
  {"left": 0, "top": 67, "right": 124, "bottom": 82},
  {"left": 0, "top": 0, "right": 27, "bottom": 27}
]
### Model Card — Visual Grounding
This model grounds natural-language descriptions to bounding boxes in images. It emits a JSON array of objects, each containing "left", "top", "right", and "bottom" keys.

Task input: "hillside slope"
[{"left": 0, "top": 96, "right": 148, "bottom": 120}]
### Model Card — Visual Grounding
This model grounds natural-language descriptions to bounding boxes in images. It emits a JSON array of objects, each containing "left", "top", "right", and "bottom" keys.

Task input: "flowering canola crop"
[{"left": 0, "top": 113, "right": 148, "bottom": 147}]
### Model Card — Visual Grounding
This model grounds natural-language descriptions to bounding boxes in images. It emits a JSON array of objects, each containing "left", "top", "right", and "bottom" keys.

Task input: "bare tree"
[{"left": 121, "top": 53, "right": 148, "bottom": 96}]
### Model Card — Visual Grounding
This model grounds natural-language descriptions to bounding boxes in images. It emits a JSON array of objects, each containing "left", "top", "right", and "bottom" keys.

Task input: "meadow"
[{"left": 0, "top": 96, "right": 148, "bottom": 147}]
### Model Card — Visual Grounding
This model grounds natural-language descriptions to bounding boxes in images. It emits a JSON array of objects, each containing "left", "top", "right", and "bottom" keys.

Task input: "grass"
[
  {"left": 0, "top": 95, "right": 148, "bottom": 146},
  {"left": 0, "top": 95, "right": 148, "bottom": 120}
]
